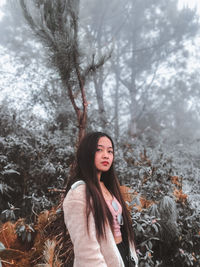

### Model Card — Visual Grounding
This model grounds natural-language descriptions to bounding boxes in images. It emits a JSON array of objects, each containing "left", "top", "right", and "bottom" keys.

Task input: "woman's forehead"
[{"left": 97, "top": 136, "right": 113, "bottom": 148}]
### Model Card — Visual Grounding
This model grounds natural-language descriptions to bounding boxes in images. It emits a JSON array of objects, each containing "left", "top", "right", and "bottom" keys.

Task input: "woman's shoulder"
[{"left": 63, "top": 180, "right": 86, "bottom": 206}]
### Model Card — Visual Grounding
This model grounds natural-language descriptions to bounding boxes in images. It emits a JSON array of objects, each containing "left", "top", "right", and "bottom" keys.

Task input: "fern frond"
[
  {"left": 159, "top": 196, "right": 177, "bottom": 221},
  {"left": 43, "top": 239, "right": 56, "bottom": 266},
  {"left": 37, "top": 239, "right": 62, "bottom": 267}
]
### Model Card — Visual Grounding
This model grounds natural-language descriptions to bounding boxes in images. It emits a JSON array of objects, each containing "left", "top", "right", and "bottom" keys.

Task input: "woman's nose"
[{"left": 103, "top": 151, "right": 109, "bottom": 158}]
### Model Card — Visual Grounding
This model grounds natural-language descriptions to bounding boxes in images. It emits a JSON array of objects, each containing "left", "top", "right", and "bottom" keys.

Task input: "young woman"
[{"left": 63, "top": 132, "right": 138, "bottom": 267}]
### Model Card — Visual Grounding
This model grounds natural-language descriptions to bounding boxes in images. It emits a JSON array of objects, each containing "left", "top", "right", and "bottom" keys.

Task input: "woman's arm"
[{"left": 63, "top": 191, "right": 107, "bottom": 267}]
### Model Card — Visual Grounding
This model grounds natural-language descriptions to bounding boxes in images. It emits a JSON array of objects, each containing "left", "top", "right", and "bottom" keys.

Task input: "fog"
[
  {"left": 0, "top": 0, "right": 200, "bottom": 143},
  {"left": 0, "top": 2, "right": 200, "bottom": 265}
]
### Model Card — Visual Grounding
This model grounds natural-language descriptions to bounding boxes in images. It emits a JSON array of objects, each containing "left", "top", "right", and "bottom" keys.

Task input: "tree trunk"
[
  {"left": 93, "top": 71, "right": 107, "bottom": 129},
  {"left": 113, "top": 45, "right": 120, "bottom": 144}
]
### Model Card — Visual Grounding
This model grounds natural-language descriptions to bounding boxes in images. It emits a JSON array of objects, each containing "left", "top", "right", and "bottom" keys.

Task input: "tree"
[
  {"left": 78, "top": 0, "right": 200, "bottom": 142},
  {"left": 19, "top": 0, "right": 109, "bottom": 144},
  {"left": 113, "top": 0, "right": 199, "bottom": 137}
]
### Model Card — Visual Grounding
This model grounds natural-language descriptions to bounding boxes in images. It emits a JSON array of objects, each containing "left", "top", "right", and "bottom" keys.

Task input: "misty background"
[
  {"left": 0, "top": 0, "right": 200, "bottom": 201},
  {"left": 0, "top": 1, "right": 200, "bottom": 266},
  {"left": 1, "top": 1, "right": 200, "bottom": 141},
  {"left": 0, "top": 0, "right": 200, "bottom": 207}
]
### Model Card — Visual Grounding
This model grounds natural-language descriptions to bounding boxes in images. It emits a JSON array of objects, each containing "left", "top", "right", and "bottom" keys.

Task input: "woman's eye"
[
  {"left": 96, "top": 148, "right": 102, "bottom": 152},
  {"left": 108, "top": 150, "right": 113, "bottom": 154}
]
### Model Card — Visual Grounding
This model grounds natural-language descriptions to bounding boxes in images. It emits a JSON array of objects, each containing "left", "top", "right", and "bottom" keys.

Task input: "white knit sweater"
[{"left": 63, "top": 182, "right": 138, "bottom": 267}]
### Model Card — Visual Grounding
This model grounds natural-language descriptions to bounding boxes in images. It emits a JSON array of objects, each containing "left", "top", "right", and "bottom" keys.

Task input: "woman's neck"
[{"left": 97, "top": 171, "right": 102, "bottom": 182}]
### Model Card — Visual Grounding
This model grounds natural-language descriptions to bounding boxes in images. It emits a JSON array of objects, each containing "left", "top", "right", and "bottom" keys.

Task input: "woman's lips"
[{"left": 102, "top": 161, "right": 109, "bottom": 166}]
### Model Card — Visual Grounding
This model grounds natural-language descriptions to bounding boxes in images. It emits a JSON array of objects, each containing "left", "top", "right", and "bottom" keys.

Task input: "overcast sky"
[
  {"left": 0, "top": 0, "right": 200, "bottom": 21},
  {"left": 178, "top": 0, "right": 200, "bottom": 14}
]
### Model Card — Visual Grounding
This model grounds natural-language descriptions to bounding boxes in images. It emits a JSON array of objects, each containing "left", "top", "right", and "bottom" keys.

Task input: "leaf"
[
  {"left": 27, "top": 232, "right": 32, "bottom": 243},
  {"left": 152, "top": 223, "right": 159, "bottom": 233},
  {"left": 0, "top": 183, "right": 14, "bottom": 195},
  {"left": 136, "top": 223, "right": 144, "bottom": 233},
  {"left": 173, "top": 188, "right": 188, "bottom": 203},
  {"left": 0, "top": 242, "right": 5, "bottom": 251},
  {"left": 22, "top": 231, "right": 26, "bottom": 242},
  {"left": 28, "top": 225, "right": 35, "bottom": 232},
  {"left": 2, "top": 169, "right": 20, "bottom": 176},
  {"left": 20, "top": 225, "right": 26, "bottom": 232},
  {"left": 149, "top": 203, "right": 159, "bottom": 217},
  {"left": 130, "top": 195, "right": 141, "bottom": 206},
  {"left": 188, "top": 241, "right": 193, "bottom": 247},
  {"left": 148, "top": 241, "right": 153, "bottom": 250}
]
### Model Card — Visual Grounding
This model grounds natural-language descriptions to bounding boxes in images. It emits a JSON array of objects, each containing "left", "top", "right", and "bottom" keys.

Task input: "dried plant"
[
  {"left": 36, "top": 239, "right": 62, "bottom": 267},
  {"left": 0, "top": 221, "right": 17, "bottom": 249}
]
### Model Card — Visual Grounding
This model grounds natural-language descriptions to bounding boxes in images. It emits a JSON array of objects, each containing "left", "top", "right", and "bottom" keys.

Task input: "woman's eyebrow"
[{"left": 97, "top": 144, "right": 113, "bottom": 149}]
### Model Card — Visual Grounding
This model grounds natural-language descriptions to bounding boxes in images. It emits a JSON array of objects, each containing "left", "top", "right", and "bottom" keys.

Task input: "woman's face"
[{"left": 94, "top": 136, "right": 114, "bottom": 175}]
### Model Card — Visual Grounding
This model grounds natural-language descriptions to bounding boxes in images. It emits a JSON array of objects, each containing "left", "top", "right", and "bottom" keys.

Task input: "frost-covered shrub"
[
  {"left": 117, "top": 133, "right": 200, "bottom": 266},
  {"left": 0, "top": 110, "right": 76, "bottom": 221}
]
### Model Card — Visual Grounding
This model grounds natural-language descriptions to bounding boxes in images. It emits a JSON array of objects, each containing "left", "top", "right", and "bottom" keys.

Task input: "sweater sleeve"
[{"left": 63, "top": 192, "right": 107, "bottom": 267}]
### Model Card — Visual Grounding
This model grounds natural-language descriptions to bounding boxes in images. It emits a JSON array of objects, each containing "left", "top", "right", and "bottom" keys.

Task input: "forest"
[{"left": 0, "top": 0, "right": 200, "bottom": 266}]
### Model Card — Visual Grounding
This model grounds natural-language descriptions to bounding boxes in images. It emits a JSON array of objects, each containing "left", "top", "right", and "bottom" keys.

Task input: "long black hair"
[{"left": 65, "top": 132, "right": 135, "bottom": 244}]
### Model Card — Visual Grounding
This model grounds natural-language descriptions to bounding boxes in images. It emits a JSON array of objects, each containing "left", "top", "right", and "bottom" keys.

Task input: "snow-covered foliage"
[{"left": 0, "top": 0, "right": 200, "bottom": 266}]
